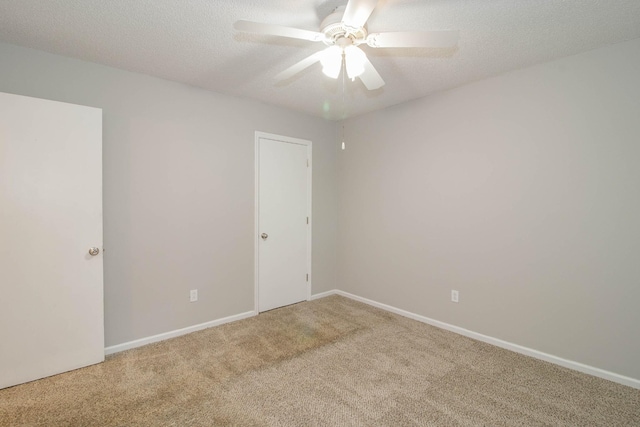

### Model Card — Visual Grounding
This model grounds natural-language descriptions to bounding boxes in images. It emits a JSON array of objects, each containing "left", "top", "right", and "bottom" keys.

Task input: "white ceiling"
[{"left": 1, "top": 0, "right": 639, "bottom": 120}]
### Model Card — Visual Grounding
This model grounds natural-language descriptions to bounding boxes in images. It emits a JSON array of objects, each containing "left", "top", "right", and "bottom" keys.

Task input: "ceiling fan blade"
[
  {"left": 234, "top": 20, "right": 325, "bottom": 43},
  {"left": 342, "top": 0, "right": 378, "bottom": 29},
  {"left": 358, "top": 56, "right": 385, "bottom": 90},
  {"left": 367, "top": 30, "right": 459, "bottom": 48},
  {"left": 275, "top": 51, "right": 325, "bottom": 81}
]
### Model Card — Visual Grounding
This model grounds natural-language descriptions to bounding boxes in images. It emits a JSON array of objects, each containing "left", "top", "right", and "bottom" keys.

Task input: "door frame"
[{"left": 254, "top": 131, "right": 312, "bottom": 314}]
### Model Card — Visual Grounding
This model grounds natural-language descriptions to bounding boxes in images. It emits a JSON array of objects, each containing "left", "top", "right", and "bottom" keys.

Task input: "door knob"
[
  {"left": 88, "top": 247, "right": 100, "bottom": 256},
  {"left": 261, "top": 233, "right": 268, "bottom": 240}
]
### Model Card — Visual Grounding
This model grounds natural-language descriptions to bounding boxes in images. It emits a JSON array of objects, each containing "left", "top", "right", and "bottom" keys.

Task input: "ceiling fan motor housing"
[{"left": 321, "top": 6, "right": 367, "bottom": 46}]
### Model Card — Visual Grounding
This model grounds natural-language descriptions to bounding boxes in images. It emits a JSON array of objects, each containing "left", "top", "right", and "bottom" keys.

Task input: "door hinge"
[
  {"left": 306, "top": 216, "right": 309, "bottom": 224},
  {"left": 306, "top": 274, "right": 309, "bottom": 282}
]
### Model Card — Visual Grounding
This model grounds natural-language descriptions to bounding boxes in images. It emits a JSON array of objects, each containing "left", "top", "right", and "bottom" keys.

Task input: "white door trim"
[{"left": 254, "top": 131, "right": 312, "bottom": 314}]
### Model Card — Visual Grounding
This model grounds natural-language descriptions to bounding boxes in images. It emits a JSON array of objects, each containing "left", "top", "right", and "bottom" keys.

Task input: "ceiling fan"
[{"left": 234, "top": 0, "right": 459, "bottom": 90}]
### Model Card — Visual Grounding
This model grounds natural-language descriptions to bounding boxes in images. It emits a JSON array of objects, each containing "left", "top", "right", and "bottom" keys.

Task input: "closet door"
[{"left": 256, "top": 133, "right": 311, "bottom": 312}]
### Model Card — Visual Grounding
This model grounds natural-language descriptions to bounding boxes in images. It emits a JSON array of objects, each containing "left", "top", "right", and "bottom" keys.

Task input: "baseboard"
[
  {"left": 314, "top": 289, "right": 640, "bottom": 390},
  {"left": 310, "top": 290, "right": 337, "bottom": 300},
  {"left": 104, "top": 311, "right": 256, "bottom": 355}
]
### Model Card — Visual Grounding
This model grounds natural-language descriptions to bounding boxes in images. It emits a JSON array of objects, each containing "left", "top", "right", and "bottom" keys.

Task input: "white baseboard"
[
  {"left": 313, "top": 289, "right": 640, "bottom": 390},
  {"left": 310, "top": 290, "right": 337, "bottom": 301},
  {"left": 104, "top": 311, "right": 256, "bottom": 355}
]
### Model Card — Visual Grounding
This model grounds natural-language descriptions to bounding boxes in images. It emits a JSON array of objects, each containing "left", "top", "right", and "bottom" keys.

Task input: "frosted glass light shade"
[
  {"left": 321, "top": 46, "right": 343, "bottom": 79},
  {"left": 345, "top": 45, "right": 366, "bottom": 80}
]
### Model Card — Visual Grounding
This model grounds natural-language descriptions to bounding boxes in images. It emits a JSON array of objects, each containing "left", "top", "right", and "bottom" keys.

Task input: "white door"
[
  {"left": 256, "top": 133, "right": 311, "bottom": 312},
  {"left": 0, "top": 92, "right": 104, "bottom": 389}
]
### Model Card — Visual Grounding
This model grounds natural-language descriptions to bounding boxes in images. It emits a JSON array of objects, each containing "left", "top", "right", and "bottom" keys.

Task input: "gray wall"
[
  {"left": 338, "top": 38, "right": 640, "bottom": 379},
  {"left": 0, "top": 42, "right": 338, "bottom": 347},
  {"left": 2, "top": 36, "right": 639, "bottom": 380}
]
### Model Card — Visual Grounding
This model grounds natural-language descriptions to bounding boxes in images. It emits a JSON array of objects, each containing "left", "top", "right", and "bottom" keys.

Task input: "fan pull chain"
[{"left": 341, "top": 57, "right": 346, "bottom": 150}]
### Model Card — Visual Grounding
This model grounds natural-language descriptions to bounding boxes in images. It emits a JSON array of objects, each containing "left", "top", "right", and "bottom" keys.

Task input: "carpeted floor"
[{"left": 1, "top": 295, "right": 638, "bottom": 426}]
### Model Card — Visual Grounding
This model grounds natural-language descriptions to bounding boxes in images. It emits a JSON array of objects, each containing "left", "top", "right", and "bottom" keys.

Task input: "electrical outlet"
[
  {"left": 190, "top": 289, "right": 198, "bottom": 302},
  {"left": 451, "top": 290, "right": 459, "bottom": 303}
]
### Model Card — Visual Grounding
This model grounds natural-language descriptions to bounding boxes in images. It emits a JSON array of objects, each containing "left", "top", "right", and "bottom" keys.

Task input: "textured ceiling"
[{"left": 1, "top": 0, "right": 639, "bottom": 120}]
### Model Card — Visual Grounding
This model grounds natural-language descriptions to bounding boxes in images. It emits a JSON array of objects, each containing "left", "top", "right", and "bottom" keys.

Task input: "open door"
[{"left": 0, "top": 92, "right": 104, "bottom": 389}]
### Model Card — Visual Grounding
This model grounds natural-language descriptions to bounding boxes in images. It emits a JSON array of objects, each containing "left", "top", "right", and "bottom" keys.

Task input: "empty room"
[{"left": 1, "top": 0, "right": 639, "bottom": 425}]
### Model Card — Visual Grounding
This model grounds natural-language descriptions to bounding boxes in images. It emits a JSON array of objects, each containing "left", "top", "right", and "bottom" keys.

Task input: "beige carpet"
[{"left": 1, "top": 295, "right": 638, "bottom": 426}]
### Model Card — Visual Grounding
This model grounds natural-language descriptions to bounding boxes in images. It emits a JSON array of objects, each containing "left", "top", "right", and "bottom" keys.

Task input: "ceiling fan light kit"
[
  {"left": 320, "top": 40, "right": 367, "bottom": 80},
  {"left": 234, "top": 0, "right": 459, "bottom": 90}
]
